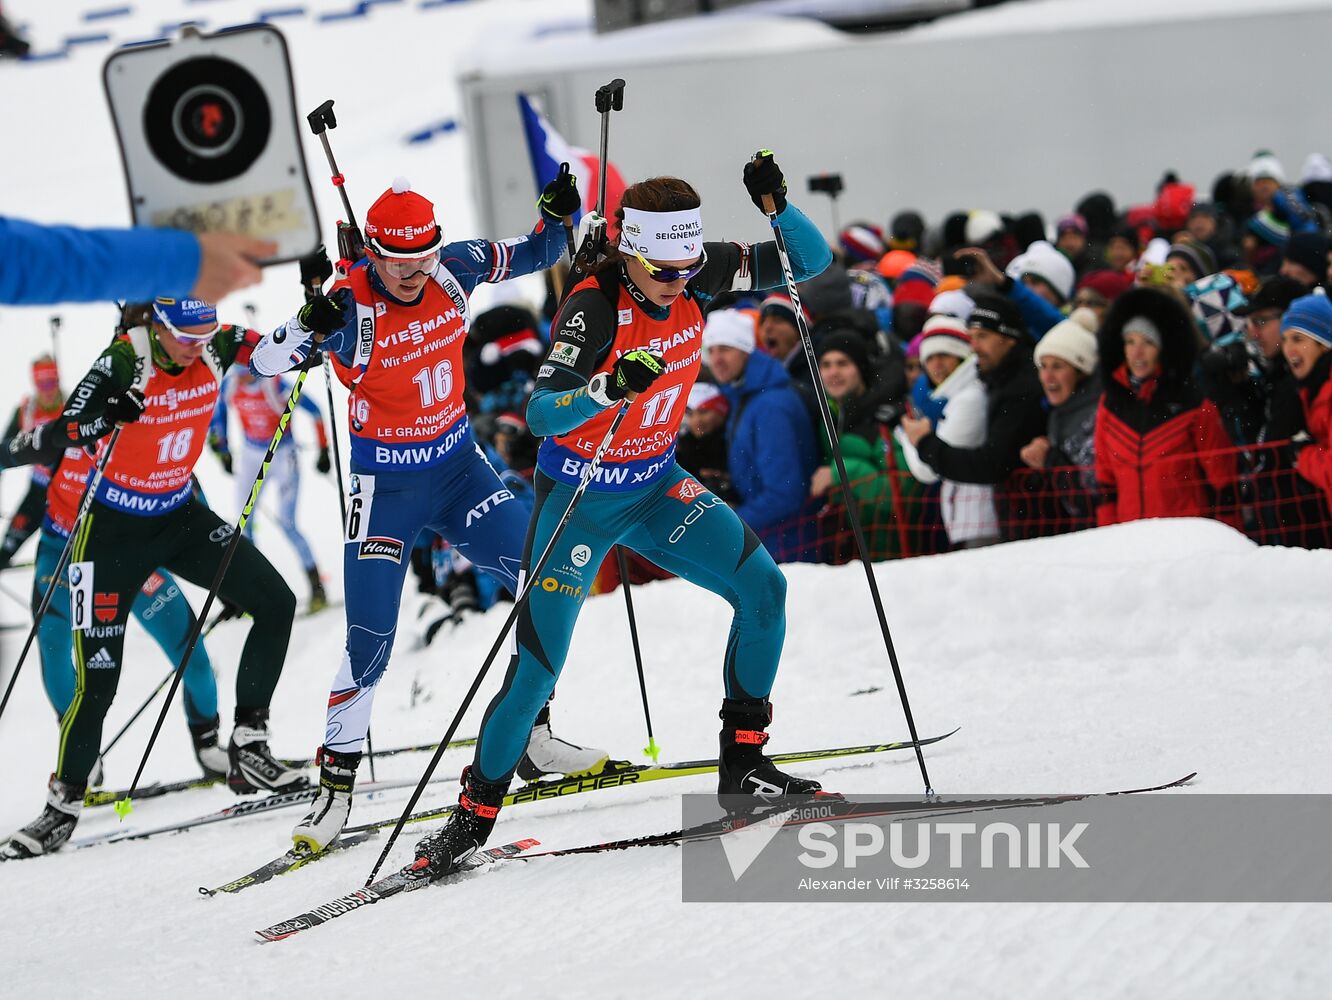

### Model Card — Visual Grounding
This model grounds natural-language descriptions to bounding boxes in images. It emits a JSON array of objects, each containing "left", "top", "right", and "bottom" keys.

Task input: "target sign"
[{"left": 104, "top": 25, "right": 320, "bottom": 264}]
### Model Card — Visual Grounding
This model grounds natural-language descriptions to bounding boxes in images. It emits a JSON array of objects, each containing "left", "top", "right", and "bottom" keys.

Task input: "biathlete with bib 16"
[{"left": 251, "top": 173, "right": 618, "bottom": 856}]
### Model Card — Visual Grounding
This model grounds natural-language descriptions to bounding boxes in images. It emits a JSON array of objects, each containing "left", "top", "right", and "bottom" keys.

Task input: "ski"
[
  {"left": 522, "top": 771, "right": 1200, "bottom": 859},
  {"left": 254, "top": 839, "right": 538, "bottom": 942},
  {"left": 81, "top": 736, "right": 480, "bottom": 810},
  {"left": 200, "top": 731, "right": 959, "bottom": 893},
  {"left": 200, "top": 831, "right": 379, "bottom": 896}
]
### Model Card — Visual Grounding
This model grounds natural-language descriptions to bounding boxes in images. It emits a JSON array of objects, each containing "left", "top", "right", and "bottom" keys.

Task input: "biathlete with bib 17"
[
  {"left": 2, "top": 298, "right": 306, "bottom": 860},
  {"left": 250, "top": 173, "right": 615, "bottom": 856},
  {"left": 414, "top": 151, "right": 835, "bottom": 876}
]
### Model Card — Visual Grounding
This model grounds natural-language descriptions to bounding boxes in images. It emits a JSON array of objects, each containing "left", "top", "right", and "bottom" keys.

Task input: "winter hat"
[
  {"left": 965, "top": 209, "right": 1004, "bottom": 245},
  {"left": 1076, "top": 192, "right": 1117, "bottom": 240},
  {"left": 1154, "top": 182, "right": 1196, "bottom": 234},
  {"left": 1056, "top": 213, "right": 1089, "bottom": 237},
  {"left": 875, "top": 249, "right": 917, "bottom": 282},
  {"left": 1300, "top": 153, "right": 1332, "bottom": 185},
  {"left": 1034, "top": 308, "right": 1099, "bottom": 375},
  {"left": 796, "top": 265, "right": 853, "bottom": 319},
  {"left": 364, "top": 177, "right": 442, "bottom": 257},
  {"left": 1166, "top": 239, "right": 1217, "bottom": 281},
  {"left": 1282, "top": 230, "right": 1330, "bottom": 282},
  {"left": 1107, "top": 223, "right": 1142, "bottom": 253},
  {"left": 893, "top": 261, "right": 941, "bottom": 309},
  {"left": 152, "top": 296, "right": 217, "bottom": 330},
  {"left": 1122, "top": 315, "right": 1162, "bottom": 348},
  {"left": 889, "top": 211, "right": 925, "bottom": 251},
  {"left": 758, "top": 294, "right": 801, "bottom": 327},
  {"left": 1280, "top": 289, "right": 1332, "bottom": 349},
  {"left": 815, "top": 331, "right": 873, "bottom": 385},
  {"left": 839, "top": 223, "right": 886, "bottom": 264},
  {"left": 1185, "top": 272, "right": 1249, "bottom": 345},
  {"left": 918, "top": 314, "right": 972, "bottom": 364},
  {"left": 687, "top": 382, "right": 731, "bottom": 417},
  {"left": 1247, "top": 210, "right": 1291, "bottom": 249},
  {"left": 927, "top": 288, "right": 975, "bottom": 322},
  {"left": 1009, "top": 240, "right": 1075, "bottom": 303},
  {"left": 32, "top": 356, "right": 60, "bottom": 392},
  {"left": 495, "top": 412, "right": 529, "bottom": 436},
  {"left": 1246, "top": 151, "right": 1287, "bottom": 184},
  {"left": 473, "top": 305, "right": 544, "bottom": 368},
  {"left": 1234, "top": 274, "right": 1307, "bottom": 316},
  {"left": 967, "top": 292, "right": 1027, "bottom": 340},
  {"left": 701, "top": 309, "right": 756, "bottom": 354},
  {"left": 1077, "top": 269, "right": 1133, "bottom": 304}
]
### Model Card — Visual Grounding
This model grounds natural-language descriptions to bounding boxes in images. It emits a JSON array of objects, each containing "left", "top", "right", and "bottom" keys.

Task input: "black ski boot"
[
  {"left": 228, "top": 707, "right": 310, "bottom": 795},
  {"left": 2, "top": 775, "right": 85, "bottom": 859},
  {"left": 306, "top": 567, "right": 328, "bottom": 613},
  {"left": 717, "top": 698, "right": 822, "bottom": 800},
  {"left": 189, "top": 715, "right": 230, "bottom": 780},
  {"left": 414, "top": 767, "right": 508, "bottom": 878}
]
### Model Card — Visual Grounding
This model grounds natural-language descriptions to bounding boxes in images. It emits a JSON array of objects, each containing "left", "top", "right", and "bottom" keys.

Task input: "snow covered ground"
[
  {"left": 2, "top": 2, "right": 1331, "bottom": 998},
  {"left": 1, "top": 519, "right": 1328, "bottom": 998}
]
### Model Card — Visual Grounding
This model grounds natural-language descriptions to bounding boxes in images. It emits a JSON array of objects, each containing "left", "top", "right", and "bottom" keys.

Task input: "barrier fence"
[{"left": 593, "top": 438, "right": 1332, "bottom": 592}]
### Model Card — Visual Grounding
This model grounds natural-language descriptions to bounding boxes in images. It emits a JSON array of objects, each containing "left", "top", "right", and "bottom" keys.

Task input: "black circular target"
[{"left": 143, "top": 56, "right": 270, "bottom": 183}]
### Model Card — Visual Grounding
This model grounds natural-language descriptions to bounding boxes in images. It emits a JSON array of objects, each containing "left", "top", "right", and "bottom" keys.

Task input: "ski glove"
[
  {"left": 588, "top": 349, "right": 666, "bottom": 406},
  {"left": 299, "top": 246, "right": 334, "bottom": 296},
  {"left": 316, "top": 447, "right": 332, "bottom": 474},
  {"left": 298, "top": 294, "right": 347, "bottom": 337},
  {"left": 744, "top": 150, "right": 788, "bottom": 215},
  {"left": 208, "top": 432, "right": 233, "bottom": 475},
  {"left": 105, "top": 388, "right": 147, "bottom": 426},
  {"left": 538, "top": 171, "right": 582, "bottom": 222}
]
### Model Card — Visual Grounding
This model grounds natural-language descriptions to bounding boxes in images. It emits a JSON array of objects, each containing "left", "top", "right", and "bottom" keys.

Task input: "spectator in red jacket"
[
  {"left": 1281, "top": 291, "right": 1332, "bottom": 499},
  {"left": 1094, "top": 287, "right": 1238, "bottom": 526}
]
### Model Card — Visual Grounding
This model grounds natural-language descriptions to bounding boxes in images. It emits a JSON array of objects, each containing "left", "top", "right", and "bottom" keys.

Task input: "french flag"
[{"left": 518, "top": 93, "right": 625, "bottom": 225}]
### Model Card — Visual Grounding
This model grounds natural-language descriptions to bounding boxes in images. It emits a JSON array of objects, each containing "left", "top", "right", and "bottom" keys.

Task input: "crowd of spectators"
[{"left": 460, "top": 148, "right": 1332, "bottom": 578}]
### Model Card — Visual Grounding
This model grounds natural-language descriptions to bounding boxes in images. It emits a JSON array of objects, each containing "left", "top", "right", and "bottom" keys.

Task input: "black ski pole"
[
  {"left": 615, "top": 546, "right": 659, "bottom": 762},
  {"left": 49, "top": 314, "right": 62, "bottom": 370},
  {"left": 114, "top": 368, "right": 319, "bottom": 817},
  {"left": 98, "top": 666, "right": 173, "bottom": 759},
  {"left": 756, "top": 154, "right": 935, "bottom": 797},
  {"left": 564, "top": 79, "right": 625, "bottom": 294},
  {"left": 0, "top": 428, "right": 123, "bottom": 724},
  {"left": 365, "top": 401, "right": 636, "bottom": 884}
]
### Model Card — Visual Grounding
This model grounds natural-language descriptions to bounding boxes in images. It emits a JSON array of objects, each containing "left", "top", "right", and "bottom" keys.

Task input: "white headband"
[{"left": 618, "top": 207, "right": 704, "bottom": 263}]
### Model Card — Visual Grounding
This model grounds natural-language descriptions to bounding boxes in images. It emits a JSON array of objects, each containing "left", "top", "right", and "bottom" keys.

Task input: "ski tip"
[
  {"left": 198, "top": 886, "right": 215, "bottom": 897},
  {"left": 113, "top": 796, "right": 133, "bottom": 820}
]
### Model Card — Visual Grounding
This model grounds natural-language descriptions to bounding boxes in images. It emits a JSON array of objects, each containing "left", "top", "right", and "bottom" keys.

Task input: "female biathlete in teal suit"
[{"left": 416, "top": 152, "right": 835, "bottom": 875}]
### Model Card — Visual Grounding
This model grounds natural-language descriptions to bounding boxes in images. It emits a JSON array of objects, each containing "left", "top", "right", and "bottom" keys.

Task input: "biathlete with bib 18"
[
  {"left": 2, "top": 298, "right": 306, "bottom": 860},
  {"left": 413, "top": 151, "right": 835, "bottom": 876},
  {"left": 250, "top": 173, "right": 615, "bottom": 856}
]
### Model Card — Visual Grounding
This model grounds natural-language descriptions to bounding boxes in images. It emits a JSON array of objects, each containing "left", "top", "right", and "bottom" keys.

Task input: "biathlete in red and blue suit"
[{"left": 251, "top": 174, "right": 609, "bottom": 854}]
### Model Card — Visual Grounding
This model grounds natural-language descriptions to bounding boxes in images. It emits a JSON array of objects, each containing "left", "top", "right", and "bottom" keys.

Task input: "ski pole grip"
[
  {"left": 761, "top": 193, "right": 777, "bottom": 216},
  {"left": 307, "top": 99, "right": 337, "bottom": 136},
  {"left": 596, "top": 78, "right": 626, "bottom": 114}
]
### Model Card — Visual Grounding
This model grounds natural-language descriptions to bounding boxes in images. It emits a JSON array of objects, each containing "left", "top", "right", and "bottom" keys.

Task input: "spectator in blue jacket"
[
  {"left": 703, "top": 309, "right": 818, "bottom": 556},
  {"left": 0, "top": 216, "right": 275, "bottom": 306}
]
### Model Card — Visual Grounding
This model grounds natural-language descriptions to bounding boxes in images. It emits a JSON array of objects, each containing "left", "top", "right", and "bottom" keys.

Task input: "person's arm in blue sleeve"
[
  {"left": 438, "top": 220, "right": 567, "bottom": 299},
  {"left": 733, "top": 396, "right": 811, "bottom": 531},
  {"left": 1005, "top": 276, "right": 1064, "bottom": 340},
  {"left": 208, "top": 379, "right": 230, "bottom": 445},
  {"left": 526, "top": 286, "right": 618, "bottom": 438},
  {"left": 0, "top": 216, "right": 200, "bottom": 305},
  {"left": 751, "top": 203, "right": 833, "bottom": 288}
]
